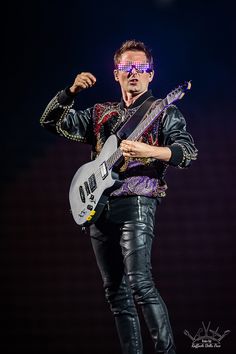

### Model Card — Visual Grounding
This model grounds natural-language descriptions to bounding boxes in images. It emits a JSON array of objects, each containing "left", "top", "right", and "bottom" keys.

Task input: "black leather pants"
[{"left": 90, "top": 196, "right": 176, "bottom": 354}]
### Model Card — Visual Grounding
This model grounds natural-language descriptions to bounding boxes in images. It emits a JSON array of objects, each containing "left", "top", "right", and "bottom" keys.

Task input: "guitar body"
[{"left": 69, "top": 134, "right": 121, "bottom": 226}]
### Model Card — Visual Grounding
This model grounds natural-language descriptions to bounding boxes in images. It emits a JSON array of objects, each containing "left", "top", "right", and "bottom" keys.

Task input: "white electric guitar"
[{"left": 69, "top": 81, "right": 192, "bottom": 226}]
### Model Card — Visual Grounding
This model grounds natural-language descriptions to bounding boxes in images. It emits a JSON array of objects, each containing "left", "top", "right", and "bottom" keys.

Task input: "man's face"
[{"left": 114, "top": 50, "right": 154, "bottom": 97}]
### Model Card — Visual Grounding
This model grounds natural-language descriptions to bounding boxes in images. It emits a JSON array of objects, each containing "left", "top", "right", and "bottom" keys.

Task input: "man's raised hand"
[{"left": 69, "top": 72, "right": 97, "bottom": 94}]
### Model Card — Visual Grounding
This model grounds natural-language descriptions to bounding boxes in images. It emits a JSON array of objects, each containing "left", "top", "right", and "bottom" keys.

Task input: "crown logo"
[{"left": 184, "top": 321, "right": 230, "bottom": 349}]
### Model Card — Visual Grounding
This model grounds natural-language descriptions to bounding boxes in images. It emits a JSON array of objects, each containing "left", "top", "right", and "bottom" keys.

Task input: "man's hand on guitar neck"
[
  {"left": 120, "top": 140, "right": 171, "bottom": 162},
  {"left": 69, "top": 72, "right": 97, "bottom": 94}
]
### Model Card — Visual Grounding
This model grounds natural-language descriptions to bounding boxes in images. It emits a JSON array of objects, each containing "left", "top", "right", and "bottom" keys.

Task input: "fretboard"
[{"left": 107, "top": 97, "right": 168, "bottom": 170}]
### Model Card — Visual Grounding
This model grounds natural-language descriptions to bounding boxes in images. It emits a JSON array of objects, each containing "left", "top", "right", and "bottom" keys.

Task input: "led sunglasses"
[{"left": 116, "top": 62, "right": 153, "bottom": 73}]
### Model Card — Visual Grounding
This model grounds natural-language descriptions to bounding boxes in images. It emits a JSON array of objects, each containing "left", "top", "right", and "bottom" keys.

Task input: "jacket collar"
[{"left": 120, "top": 89, "right": 153, "bottom": 109}]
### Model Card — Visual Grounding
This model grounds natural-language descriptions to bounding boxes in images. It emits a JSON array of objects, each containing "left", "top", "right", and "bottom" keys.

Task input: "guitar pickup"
[
  {"left": 100, "top": 162, "right": 108, "bottom": 180},
  {"left": 88, "top": 174, "right": 97, "bottom": 192},
  {"left": 79, "top": 186, "right": 86, "bottom": 203},
  {"left": 84, "top": 181, "right": 90, "bottom": 195}
]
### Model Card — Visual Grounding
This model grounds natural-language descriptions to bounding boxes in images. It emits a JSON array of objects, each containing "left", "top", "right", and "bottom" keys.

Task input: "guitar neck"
[
  {"left": 128, "top": 97, "right": 168, "bottom": 141},
  {"left": 106, "top": 97, "right": 168, "bottom": 170}
]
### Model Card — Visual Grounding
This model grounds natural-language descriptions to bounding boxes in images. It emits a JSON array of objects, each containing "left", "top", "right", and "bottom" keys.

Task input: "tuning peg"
[{"left": 186, "top": 80, "right": 192, "bottom": 90}]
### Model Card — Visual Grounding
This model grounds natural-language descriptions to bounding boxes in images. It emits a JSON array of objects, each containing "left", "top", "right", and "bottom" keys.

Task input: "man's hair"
[{"left": 114, "top": 39, "right": 154, "bottom": 69}]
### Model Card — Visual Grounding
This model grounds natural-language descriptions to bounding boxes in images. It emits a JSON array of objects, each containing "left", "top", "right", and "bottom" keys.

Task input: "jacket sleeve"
[
  {"left": 40, "top": 88, "right": 94, "bottom": 145},
  {"left": 160, "top": 105, "right": 198, "bottom": 168}
]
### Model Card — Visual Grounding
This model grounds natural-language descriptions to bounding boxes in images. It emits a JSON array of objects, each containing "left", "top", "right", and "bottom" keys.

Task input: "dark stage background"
[{"left": 1, "top": 1, "right": 235, "bottom": 353}]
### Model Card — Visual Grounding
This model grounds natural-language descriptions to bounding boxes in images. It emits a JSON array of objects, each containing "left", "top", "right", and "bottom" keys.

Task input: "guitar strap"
[{"left": 116, "top": 96, "right": 156, "bottom": 140}]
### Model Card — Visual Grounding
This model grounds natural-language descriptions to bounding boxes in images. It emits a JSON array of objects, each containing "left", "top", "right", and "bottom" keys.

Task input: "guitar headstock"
[{"left": 166, "top": 80, "right": 192, "bottom": 105}]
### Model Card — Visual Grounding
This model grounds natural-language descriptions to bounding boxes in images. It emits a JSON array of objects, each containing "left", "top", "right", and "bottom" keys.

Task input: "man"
[{"left": 40, "top": 40, "right": 198, "bottom": 354}]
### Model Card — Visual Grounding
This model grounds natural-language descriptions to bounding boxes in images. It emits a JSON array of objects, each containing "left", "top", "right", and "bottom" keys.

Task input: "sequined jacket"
[{"left": 40, "top": 88, "right": 198, "bottom": 198}]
